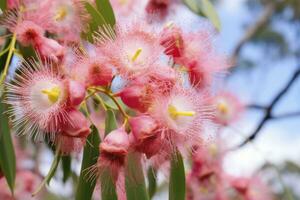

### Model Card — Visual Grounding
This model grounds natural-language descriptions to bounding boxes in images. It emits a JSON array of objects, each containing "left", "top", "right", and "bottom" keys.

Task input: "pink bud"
[
  {"left": 66, "top": 80, "right": 86, "bottom": 107},
  {"left": 230, "top": 177, "right": 249, "bottom": 194},
  {"left": 129, "top": 115, "right": 158, "bottom": 141},
  {"left": 35, "top": 37, "right": 65, "bottom": 63},
  {"left": 119, "top": 83, "right": 152, "bottom": 113},
  {"left": 146, "top": 0, "right": 170, "bottom": 18},
  {"left": 160, "top": 25, "right": 184, "bottom": 58},
  {"left": 100, "top": 128, "right": 130, "bottom": 157},
  {"left": 61, "top": 109, "right": 91, "bottom": 138},
  {"left": 129, "top": 115, "right": 162, "bottom": 158},
  {"left": 87, "top": 61, "right": 113, "bottom": 87}
]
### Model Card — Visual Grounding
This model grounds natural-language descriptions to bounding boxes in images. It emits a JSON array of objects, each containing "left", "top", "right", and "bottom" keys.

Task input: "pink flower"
[
  {"left": 229, "top": 176, "right": 274, "bottom": 200},
  {"left": 14, "top": 20, "right": 44, "bottom": 46},
  {"left": 129, "top": 115, "right": 162, "bottom": 158},
  {"left": 148, "top": 86, "right": 213, "bottom": 147},
  {"left": 174, "top": 30, "right": 230, "bottom": 90},
  {"left": 187, "top": 143, "right": 228, "bottom": 200},
  {"left": 70, "top": 54, "right": 114, "bottom": 87},
  {"left": 46, "top": 0, "right": 87, "bottom": 42},
  {"left": 97, "top": 21, "right": 164, "bottom": 78},
  {"left": 6, "top": 58, "right": 71, "bottom": 140},
  {"left": 0, "top": 171, "right": 42, "bottom": 200},
  {"left": 212, "top": 91, "right": 244, "bottom": 126},
  {"left": 110, "top": 0, "right": 145, "bottom": 19}
]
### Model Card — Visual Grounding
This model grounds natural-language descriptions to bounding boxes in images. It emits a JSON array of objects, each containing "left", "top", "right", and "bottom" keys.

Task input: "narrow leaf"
[
  {"left": 32, "top": 146, "right": 61, "bottom": 196},
  {"left": 100, "top": 168, "right": 118, "bottom": 200},
  {"left": 95, "top": 0, "right": 116, "bottom": 25},
  {"left": 101, "top": 108, "right": 118, "bottom": 200},
  {"left": 182, "top": 0, "right": 221, "bottom": 31},
  {"left": 104, "top": 109, "right": 117, "bottom": 135},
  {"left": 61, "top": 156, "right": 71, "bottom": 183},
  {"left": 75, "top": 126, "right": 100, "bottom": 200},
  {"left": 0, "top": 0, "right": 6, "bottom": 12},
  {"left": 169, "top": 151, "right": 185, "bottom": 200},
  {"left": 83, "top": 1, "right": 115, "bottom": 43},
  {"left": 147, "top": 167, "right": 157, "bottom": 199},
  {"left": 0, "top": 97, "right": 16, "bottom": 193},
  {"left": 200, "top": 0, "right": 221, "bottom": 31},
  {"left": 125, "top": 152, "right": 149, "bottom": 200}
]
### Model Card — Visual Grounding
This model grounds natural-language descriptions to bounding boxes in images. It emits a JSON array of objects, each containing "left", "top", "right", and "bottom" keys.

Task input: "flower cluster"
[{"left": 0, "top": 0, "right": 275, "bottom": 199}]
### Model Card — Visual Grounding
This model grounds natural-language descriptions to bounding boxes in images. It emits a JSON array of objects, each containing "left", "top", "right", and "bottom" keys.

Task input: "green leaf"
[
  {"left": 182, "top": 0, "right": 221, "bottom": 31},
  {"left": 95, "top": 0, "right": 116, "bottom": 25},
  {"left": 0, "top": 0, "right": 6, "bottom": 12},
  {"left": 100, "top": 168, "right": 118, "bottom": 200},
  {"left": 169, "top": 151, "right": 185, "bottom": 200},
  {"left": 125, "top": 152, "right": 149, "bottom": 200},
  {"left": 200, "top": 0, "right": 221, "bottom": 31},
  {"left": 0, "top": 97, "right": 16, "bottom": 194},
  {"left": 104, "top": 109, "right": 117, "bottom": 135},
  {"left": 83, "top": 1, "right": 116, "bottom": 43},
  {"left": 32, "top": 146, "right": 61, "bottom": 196},
  {"left": 75, "top": 126, "right": 100, "bottom": 200},
  {"left": 147, "top": 167, "right": 157, "bottom": 199},
  {"left": 101, "top": 108, "right": 118, "bottom": 200},
  {"left": 61, "top": 156, "right": 71, "bottom": 183}
]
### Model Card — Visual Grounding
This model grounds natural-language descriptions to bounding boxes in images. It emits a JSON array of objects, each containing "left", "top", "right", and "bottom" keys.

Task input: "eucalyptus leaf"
[
  {"left": 125, "top": 152, "right": 149, "bottom": 200},
  {"left": 0, "top": 97, "right": 16, "bottom": 194},
  {"left": 169, "top": 150, "right": 185, "bottom": 200},
  {"left": 75, "top": 126, "right": 100, "bottom": 200}
]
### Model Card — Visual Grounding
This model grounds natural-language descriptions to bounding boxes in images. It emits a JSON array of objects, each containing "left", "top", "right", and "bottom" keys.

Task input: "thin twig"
[{"left": 238, "top": 67, "right": 300, "bottom": 147}]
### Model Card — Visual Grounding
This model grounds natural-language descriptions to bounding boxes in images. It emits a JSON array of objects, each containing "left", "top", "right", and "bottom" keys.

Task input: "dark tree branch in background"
[
  {"left": 238, "top": 67, "right": 300, "bottom": 147},
  {"left": 231, "top": 1, "right": 280, "bottom": 64}
]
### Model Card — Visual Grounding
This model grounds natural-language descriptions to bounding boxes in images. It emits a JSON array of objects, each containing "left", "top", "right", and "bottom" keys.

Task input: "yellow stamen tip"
[
  {"left": 41, "top": 86, "right": 61, "bottom": 104},
  {"left": 54, "top": 7, "right": 68, "bottom": 21},
  {"left": 119, "top": 0, "right": 128, "bottom": 5},
  {"left": 165, "top": 21, "right": 174, "bottom": 28},
  {"left": 217, "top": 102, "right": 229, "bottom": 114},
  {"left": 168, "top": 105, "right": 195, "bottom": 119},
  {"left": 131, "top": 48, "right": 142, "bottom": 62}
]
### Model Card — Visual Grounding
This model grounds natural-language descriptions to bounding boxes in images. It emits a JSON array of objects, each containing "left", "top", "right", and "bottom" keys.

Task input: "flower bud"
[
  {"left": 35, "top": 37, "right": 65, "bottom": 63},
  {"left": 66, "top": 79, "right": 86, "bottom": 107},
  {"left": 61, "top": 109, "right": 91, "bottom": 138},
  {"left": 100, "top": 128, "right": 130, "bottom": 157},
  {"left": 119, "top": 83, "right": 152, "bottom": 113},
  {"left": 129, "top": 115, "right": 162, "bottom": 158}
]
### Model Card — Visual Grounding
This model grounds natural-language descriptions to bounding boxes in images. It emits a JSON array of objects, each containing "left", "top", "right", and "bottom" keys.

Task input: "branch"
[
  {"left": 238, "top": 67, "right": 300, "bottom": 147},
  {"left": 231, "top": 1, "right": 279, "bottom": 64}
]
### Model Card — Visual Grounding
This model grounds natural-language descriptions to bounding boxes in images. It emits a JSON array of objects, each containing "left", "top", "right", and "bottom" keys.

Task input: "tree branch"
[
  {"left": 231, "top": 1, "right": 279, "bottom": 64},
  {"left": 238, "top": 67, "right": 300, "bottom": 147}
]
